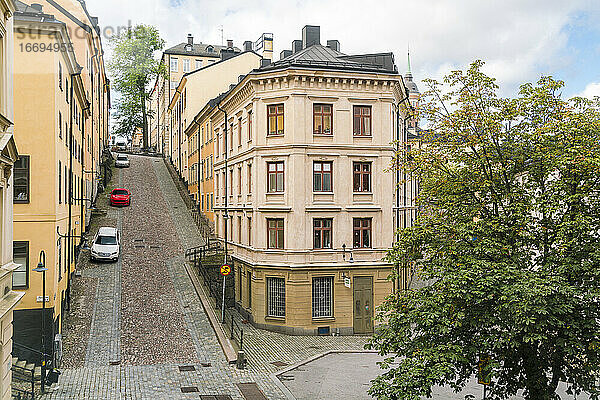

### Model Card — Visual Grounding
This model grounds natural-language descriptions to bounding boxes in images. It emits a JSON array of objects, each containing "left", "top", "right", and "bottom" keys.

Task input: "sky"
[{"left": 85, "top": 0, "right": 600, "bottom": 100}]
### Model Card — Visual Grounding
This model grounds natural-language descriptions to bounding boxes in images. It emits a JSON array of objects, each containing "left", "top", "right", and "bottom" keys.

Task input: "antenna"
[
  {"left": 219, "top": 25, "right": 224, "bottom": 46},
  {"left": 407, "top": 44, "right": 412, "bottom": 74}
]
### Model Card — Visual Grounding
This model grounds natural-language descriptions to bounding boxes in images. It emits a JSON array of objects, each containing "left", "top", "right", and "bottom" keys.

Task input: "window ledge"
[
  {"left": 313, "top": 134, "right": 333, "bottom": 137},
  {"left": 353, "top": 135, "right": 373, "bottom": 138},
  {"left": 265, "top": 316, "right": 286, "bottom": 322},
  {"left": 312, "top": 317, "right": 335, "bottom": 322}
]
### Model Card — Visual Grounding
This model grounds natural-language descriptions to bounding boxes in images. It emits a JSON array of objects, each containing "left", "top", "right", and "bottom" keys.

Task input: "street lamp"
[
  {"left": 341, "top": 244, "right": 354, "bottom": 263},
  {"left": 32, "top": 250, "right": 47, "bottom": 393}
]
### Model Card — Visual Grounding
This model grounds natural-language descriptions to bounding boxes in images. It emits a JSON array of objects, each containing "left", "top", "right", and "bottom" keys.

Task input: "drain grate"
[
  {"left": 271, "top": 361, "right": 288, "bottom": 367},
  {"left": 200, "top": 396, "right": 233, "bottom": 400},
  {"left": 109, "top": 360, "right": 120, "bottom": 366},
  {"left": 236, "top": 383, "right": 268, "bottom": 400},
  {"left": 180, "top": 386, "right": 199, "bottom": 393},
  {"left": 149, "top": 245, "right": 161, "bottom": 249},
  {"left": 178, "top": 365, "right": 195, "bottom": 372},
  {"left": 200, "top": 362, "right": 212, "bottom": 367},
  {"left": 134, "top": 245, "right": 145, "bottom": 249}
]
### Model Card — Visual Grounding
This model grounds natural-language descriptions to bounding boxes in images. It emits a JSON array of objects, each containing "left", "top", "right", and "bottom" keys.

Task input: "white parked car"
[
  {"left": 115, "top": 154, "right": 130, "bottom": 168},
  {"left": 90, "top": 227, "right": 121, "bottom": 262}
]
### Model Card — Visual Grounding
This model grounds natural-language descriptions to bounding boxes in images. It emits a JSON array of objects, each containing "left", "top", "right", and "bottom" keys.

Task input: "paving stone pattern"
[{"left": 40, "top": 156, "right": 369, "bottom": 400}]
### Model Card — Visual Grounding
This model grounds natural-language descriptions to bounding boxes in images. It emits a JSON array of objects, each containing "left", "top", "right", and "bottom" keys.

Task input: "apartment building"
[
  {"left": 0, "top": 1, "right": 25, "bottom": 398},
  {"left": 169, "top": 50, "right": 262, "bottom": 183},
  {"left": 212, "top": 25, "right": 411, "bottom": 335},
  {"left": 12, "top": 0, "right": 108, "bottom": 363},
  {"left": 148, "top": 33, "right": 273, "bottom": 161}
]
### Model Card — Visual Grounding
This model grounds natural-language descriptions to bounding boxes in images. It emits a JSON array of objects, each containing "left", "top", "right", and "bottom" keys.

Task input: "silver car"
[
  {"left": 115, "top": 154, "right": 130, "bottom": 168},
  {"left": 90, "top": 227, "right": 121, "bottom": 262}
]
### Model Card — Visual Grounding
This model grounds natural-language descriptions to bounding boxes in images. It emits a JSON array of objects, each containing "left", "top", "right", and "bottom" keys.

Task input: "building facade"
[
  {"left": 12, "top": 0, "right": 109, "bottom": 364},
  {"left": 0, "top": 1, "right": 25, "bottom": 398},
  {"left": 212, "top": 26, "right": 411, "bottom": 335}
]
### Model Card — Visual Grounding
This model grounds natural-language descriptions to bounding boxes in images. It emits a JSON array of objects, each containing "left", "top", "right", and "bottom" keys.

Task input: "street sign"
[
  {"left": 220, "top": 264, "right": 231, "bottom": 276},
  {"left": 478, "top": 355, "right": 491, "bottom": 385},
  {"left": 344, "top": 277, "right": 351, "bottom": 288},
  {"left": 36, "top": 296, "right": 50, "bottom": 302}
]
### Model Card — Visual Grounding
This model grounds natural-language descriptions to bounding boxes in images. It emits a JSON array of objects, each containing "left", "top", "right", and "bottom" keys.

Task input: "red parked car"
[{"left": 110, "top": 188, "right": 131, "bottom": 207}]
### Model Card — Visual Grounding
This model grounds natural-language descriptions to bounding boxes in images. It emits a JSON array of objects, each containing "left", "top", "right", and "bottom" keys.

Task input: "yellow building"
[
  {"left": 12, "top": 1, "right": 102, "bottom": 365},
  {"left": 0, "top": 1, "right": 26, "bottom": 399}
]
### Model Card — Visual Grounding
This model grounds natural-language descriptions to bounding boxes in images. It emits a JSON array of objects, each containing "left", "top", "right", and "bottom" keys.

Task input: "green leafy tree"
[
  {"left": 108, "top": 24, "right": 166, "bottom": 147},
  {"left": 367, "top": 61, "right": 600, "bottom": 400}
]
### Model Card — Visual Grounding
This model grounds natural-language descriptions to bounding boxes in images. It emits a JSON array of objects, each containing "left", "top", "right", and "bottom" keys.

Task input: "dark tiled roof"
[
  {"left": 165, "top": 42, "right": 241, "bottom": 58},
  {"left": 263, "top": 44, "right": 398, "bottom": 74},
  {"left": 14, "top": 0, "right": 63, "bottom": 24},
  {"left": 404, "top": 72, "right": 419, "bottom": 93}
]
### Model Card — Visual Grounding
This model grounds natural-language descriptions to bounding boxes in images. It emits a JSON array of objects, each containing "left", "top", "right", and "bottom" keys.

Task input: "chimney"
[
  {"left": 227, "top": 39, "right": 233, "bottom": 48},
  {"left": 326, "top": 40, "right": 340, "bottom": 52},
  {"left": 243, "top": 40, "right": 253, "bottom": 52},
  {"left": 302, "top": 25, "right": 320, "bottom": 49},
  {"left": 280, "top": 50, "right": 292, "bottom": 60},
  {"left": 220, "top": 48, "right": 236, "bottom": 61},
  {"left": 229, "top": 84, "right": 236, "bottom": 91},
  {"left": 238, "top": 75, "right": 245, "bottom": 83},
  {"left": 30, "top": 3, "right": 43, "bottom": 12},
  {"left": 260, "top": 58, "right": 271, "bottom": 68},
  {"left": 187, "top": 34, "right": 193, "bottom": 45},
  {"left": 292, "top": 40, "right": 303, "bottom": 53}
]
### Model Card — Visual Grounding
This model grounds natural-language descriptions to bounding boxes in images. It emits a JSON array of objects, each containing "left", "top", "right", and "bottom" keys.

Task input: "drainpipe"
[{"left": 217, "top": 101, "right": 228, "bottom": 323}]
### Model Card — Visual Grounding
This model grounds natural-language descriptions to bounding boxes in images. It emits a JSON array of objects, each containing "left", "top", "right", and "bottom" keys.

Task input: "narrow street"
[{"left": 46, "top": 155, "right": 368, "bottom": 400}]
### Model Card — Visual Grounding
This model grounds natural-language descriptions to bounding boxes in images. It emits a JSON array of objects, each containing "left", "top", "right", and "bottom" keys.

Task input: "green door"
[{"left": 353, "top": 276, "right": 374, "bottom": 334}]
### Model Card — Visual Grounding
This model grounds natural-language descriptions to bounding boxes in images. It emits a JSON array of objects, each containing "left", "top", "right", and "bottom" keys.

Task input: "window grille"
[
  {"left": 267, "top": 277, "right": 285, "bottom": 317},
  {"left": 312, "top": 276, "right": 333, "bottom": 318}
]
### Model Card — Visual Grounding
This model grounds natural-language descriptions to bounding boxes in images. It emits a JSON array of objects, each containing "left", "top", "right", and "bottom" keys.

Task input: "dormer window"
[
  {"left": 207, "top": 46, "right": 214, "bottom": 53},
  {"left": 185, "top": 44, "right": 192, "bottom": 52}
]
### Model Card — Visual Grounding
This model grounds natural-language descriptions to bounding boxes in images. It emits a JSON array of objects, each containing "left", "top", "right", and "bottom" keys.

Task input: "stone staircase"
[{"left": 11, "top": 356, "right": 41, "bottom": 399}]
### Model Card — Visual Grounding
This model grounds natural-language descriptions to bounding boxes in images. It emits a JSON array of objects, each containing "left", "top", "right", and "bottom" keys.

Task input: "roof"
[
  {"left": 164, "top": 42, "right": 241, "bottom": 58},
  {"left": 262, "top": 44, "right": 398, "bottom": 74},
  {"left": 98, "top": 227, "right": 118, "bottom": 236},
  {"left": 14, "top": 0, "right": 63, "bottom": 23},
  {"left": 404, "top": 72, "right": 419, "bottom": 93}
]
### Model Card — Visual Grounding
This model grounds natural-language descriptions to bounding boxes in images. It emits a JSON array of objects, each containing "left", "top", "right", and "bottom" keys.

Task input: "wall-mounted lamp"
[{"left": 341, "top": 244, "right": 354, "bottom": 263}]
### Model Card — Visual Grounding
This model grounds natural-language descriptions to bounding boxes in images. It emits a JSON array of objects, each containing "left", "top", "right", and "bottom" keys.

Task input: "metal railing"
[
  {"left": 225, "top": 308, "right": 244, "bottom": 351},
  {"left": 11, "top": 387, "right": 34, "bottom": 400}
]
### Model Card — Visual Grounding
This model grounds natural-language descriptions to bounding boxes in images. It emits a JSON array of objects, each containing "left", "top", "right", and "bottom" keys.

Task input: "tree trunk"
[
  {"left": 141, "top": 86, "right": 148, "bottom": 149},
  {"left": 522, "top": 344, "right": 554, "bottom": 400}
]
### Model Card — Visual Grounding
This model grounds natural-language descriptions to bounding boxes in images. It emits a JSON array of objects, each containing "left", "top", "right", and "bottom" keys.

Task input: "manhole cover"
[
  {"left": 178, "top": 365, "right": 195, "bottom": 372},
  {"left": 271, "top": 361, "right": 288, "bottom": 367},
  {"left": 201, "top": 362, "right": 211, "bottom": 367},
  {"left": 180, "top": 386, "right": 199, "bottom": 393}
]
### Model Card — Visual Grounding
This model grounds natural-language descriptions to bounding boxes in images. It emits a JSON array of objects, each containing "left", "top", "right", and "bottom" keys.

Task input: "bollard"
[{"left": 236, "top": 350, "right": 246, "bottom": 369}]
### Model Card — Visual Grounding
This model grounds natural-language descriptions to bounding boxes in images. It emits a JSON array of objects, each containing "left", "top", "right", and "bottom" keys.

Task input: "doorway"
[{"left": 353, "top": 276, "right": 373, "bottom": 334}]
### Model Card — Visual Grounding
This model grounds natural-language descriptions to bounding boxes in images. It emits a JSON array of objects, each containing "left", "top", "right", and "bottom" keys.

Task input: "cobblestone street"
[{"left": 42, "top": 155, "right": 369, "bottom": 400}]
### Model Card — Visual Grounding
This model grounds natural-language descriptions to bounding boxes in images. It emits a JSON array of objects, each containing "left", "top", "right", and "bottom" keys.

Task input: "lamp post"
[{"left": 33, "top": 250, "right": 48, "bottom": 393}]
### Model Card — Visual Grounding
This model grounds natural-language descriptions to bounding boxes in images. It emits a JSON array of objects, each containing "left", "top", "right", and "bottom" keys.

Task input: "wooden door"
[{"left": 353, "top": 276, "right": 374, "bottom": 334}]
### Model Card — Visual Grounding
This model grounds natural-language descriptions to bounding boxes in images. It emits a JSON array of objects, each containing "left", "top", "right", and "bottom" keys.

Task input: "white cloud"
[
  {"left": 83, "top": 0, "right": 600, "bottom": 97},
  {"left": 578, "top": 82, "right": 600, "bottom": 98}
]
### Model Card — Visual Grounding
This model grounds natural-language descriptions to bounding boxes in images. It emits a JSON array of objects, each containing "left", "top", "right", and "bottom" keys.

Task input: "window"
[
  {"left": 313, "top": 162, "right": 332, "bottom": 192},
  {"left": 59, "top": 112, "right": 62, "bottom": 139},
  {"left": 312, "top": 277, "right": 333, "bottom": 318},
  {"left": 58, "top": 62, "right": 63, "bottom": 91},
  {"left": 65, "top": 79, "right": 69, "bottom": 103},
  {"left": 313, "top": 104, "right": 333, "bottom": 135},
  {"left": 238, "top": 216, "right": 242, "bottom": 243},
  {"left": 353, "top": 106, "right": 372, "bottom": 136},
  {"left": 58, "top": 162, "right": 62, "bottom": 204},
  {"left": 14, "top": 156, "right": 30, "bottom": 203},
  {"left": 238, "top": 118, "right": 242, "bottom": 146},
  {"left": 267, "top": 277, "right": 285, "bottom": 317},
  {"left": 230, "top": 124, "right": 234, "bottom": 151},
  {"left": 57, "top": 240, "right": 62, "bottom": 281},
  {"left": 247, "top": 217, "right": 252, "bottom": 246},
  {"left": 353, "top": 218, "right": 372, "bottom": 248},
  {"left": 201, "top": 194, "right": 204, "bottom": 210},
  {"left": 170, "top": 81, "right": 177, "bottom": 91},
  {"left": 267, "top": 162, "right": 284, "bottom": 193},
  {"left": 313, "top": 219, "right": 332, "bottom": 249},
  {"left": 353, "top": 162, "right": 371, "bottom": 192},
  {"left": 267, "top": 218, "right": 284, "bottom": 249},
  {"left": 248, "top": 164, "right": 252, "bottom": 194},
  {"left": 183, "top": 59, "right": 190, "bottom": 72},
  {"left": 267, "top": 104, "right": 284, "bottom": 136},
  {"left": 238, "top": 167, "right": 242, "bottom": 195},
  {"left": 248, "top": 111, "right": 252, "bottom": 141},
  {"left": 195, "top": 59, "right": 202, "bottom": 69},
  {"left": 170, "top": 57, "right": 178, "bottom": 72},
  {"left": 12, "top": 242, "right": 29, "bottom": 289}
]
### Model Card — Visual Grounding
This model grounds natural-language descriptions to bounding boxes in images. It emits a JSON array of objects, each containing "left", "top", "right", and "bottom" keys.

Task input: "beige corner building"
[
  {"left": 212, "top": 26, "right": 412, "bottom": 335},
  {"left": 0, "top": 1, "right": 25, "bottom": 398}
]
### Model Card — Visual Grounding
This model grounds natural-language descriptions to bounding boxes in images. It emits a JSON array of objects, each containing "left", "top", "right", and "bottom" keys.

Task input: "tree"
[
  {"left": 108, "top": 24, "right": 166, "bottom": 148},
  {"left": 367, "top": 61, "right": 600, "bottom": 400}
]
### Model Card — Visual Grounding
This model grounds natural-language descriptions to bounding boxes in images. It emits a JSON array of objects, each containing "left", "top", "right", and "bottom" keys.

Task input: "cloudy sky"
[{"left": 86, "top": 0, "right": 600, "bottom": 99}]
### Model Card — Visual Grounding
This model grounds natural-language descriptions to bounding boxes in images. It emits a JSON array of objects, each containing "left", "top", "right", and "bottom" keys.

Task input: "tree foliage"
[
  {"left": 108, "top": 24, "right": 165, "bottom": 145},
  {"left": 367, "top": 60, "right": 600, "bottom": 400}
]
